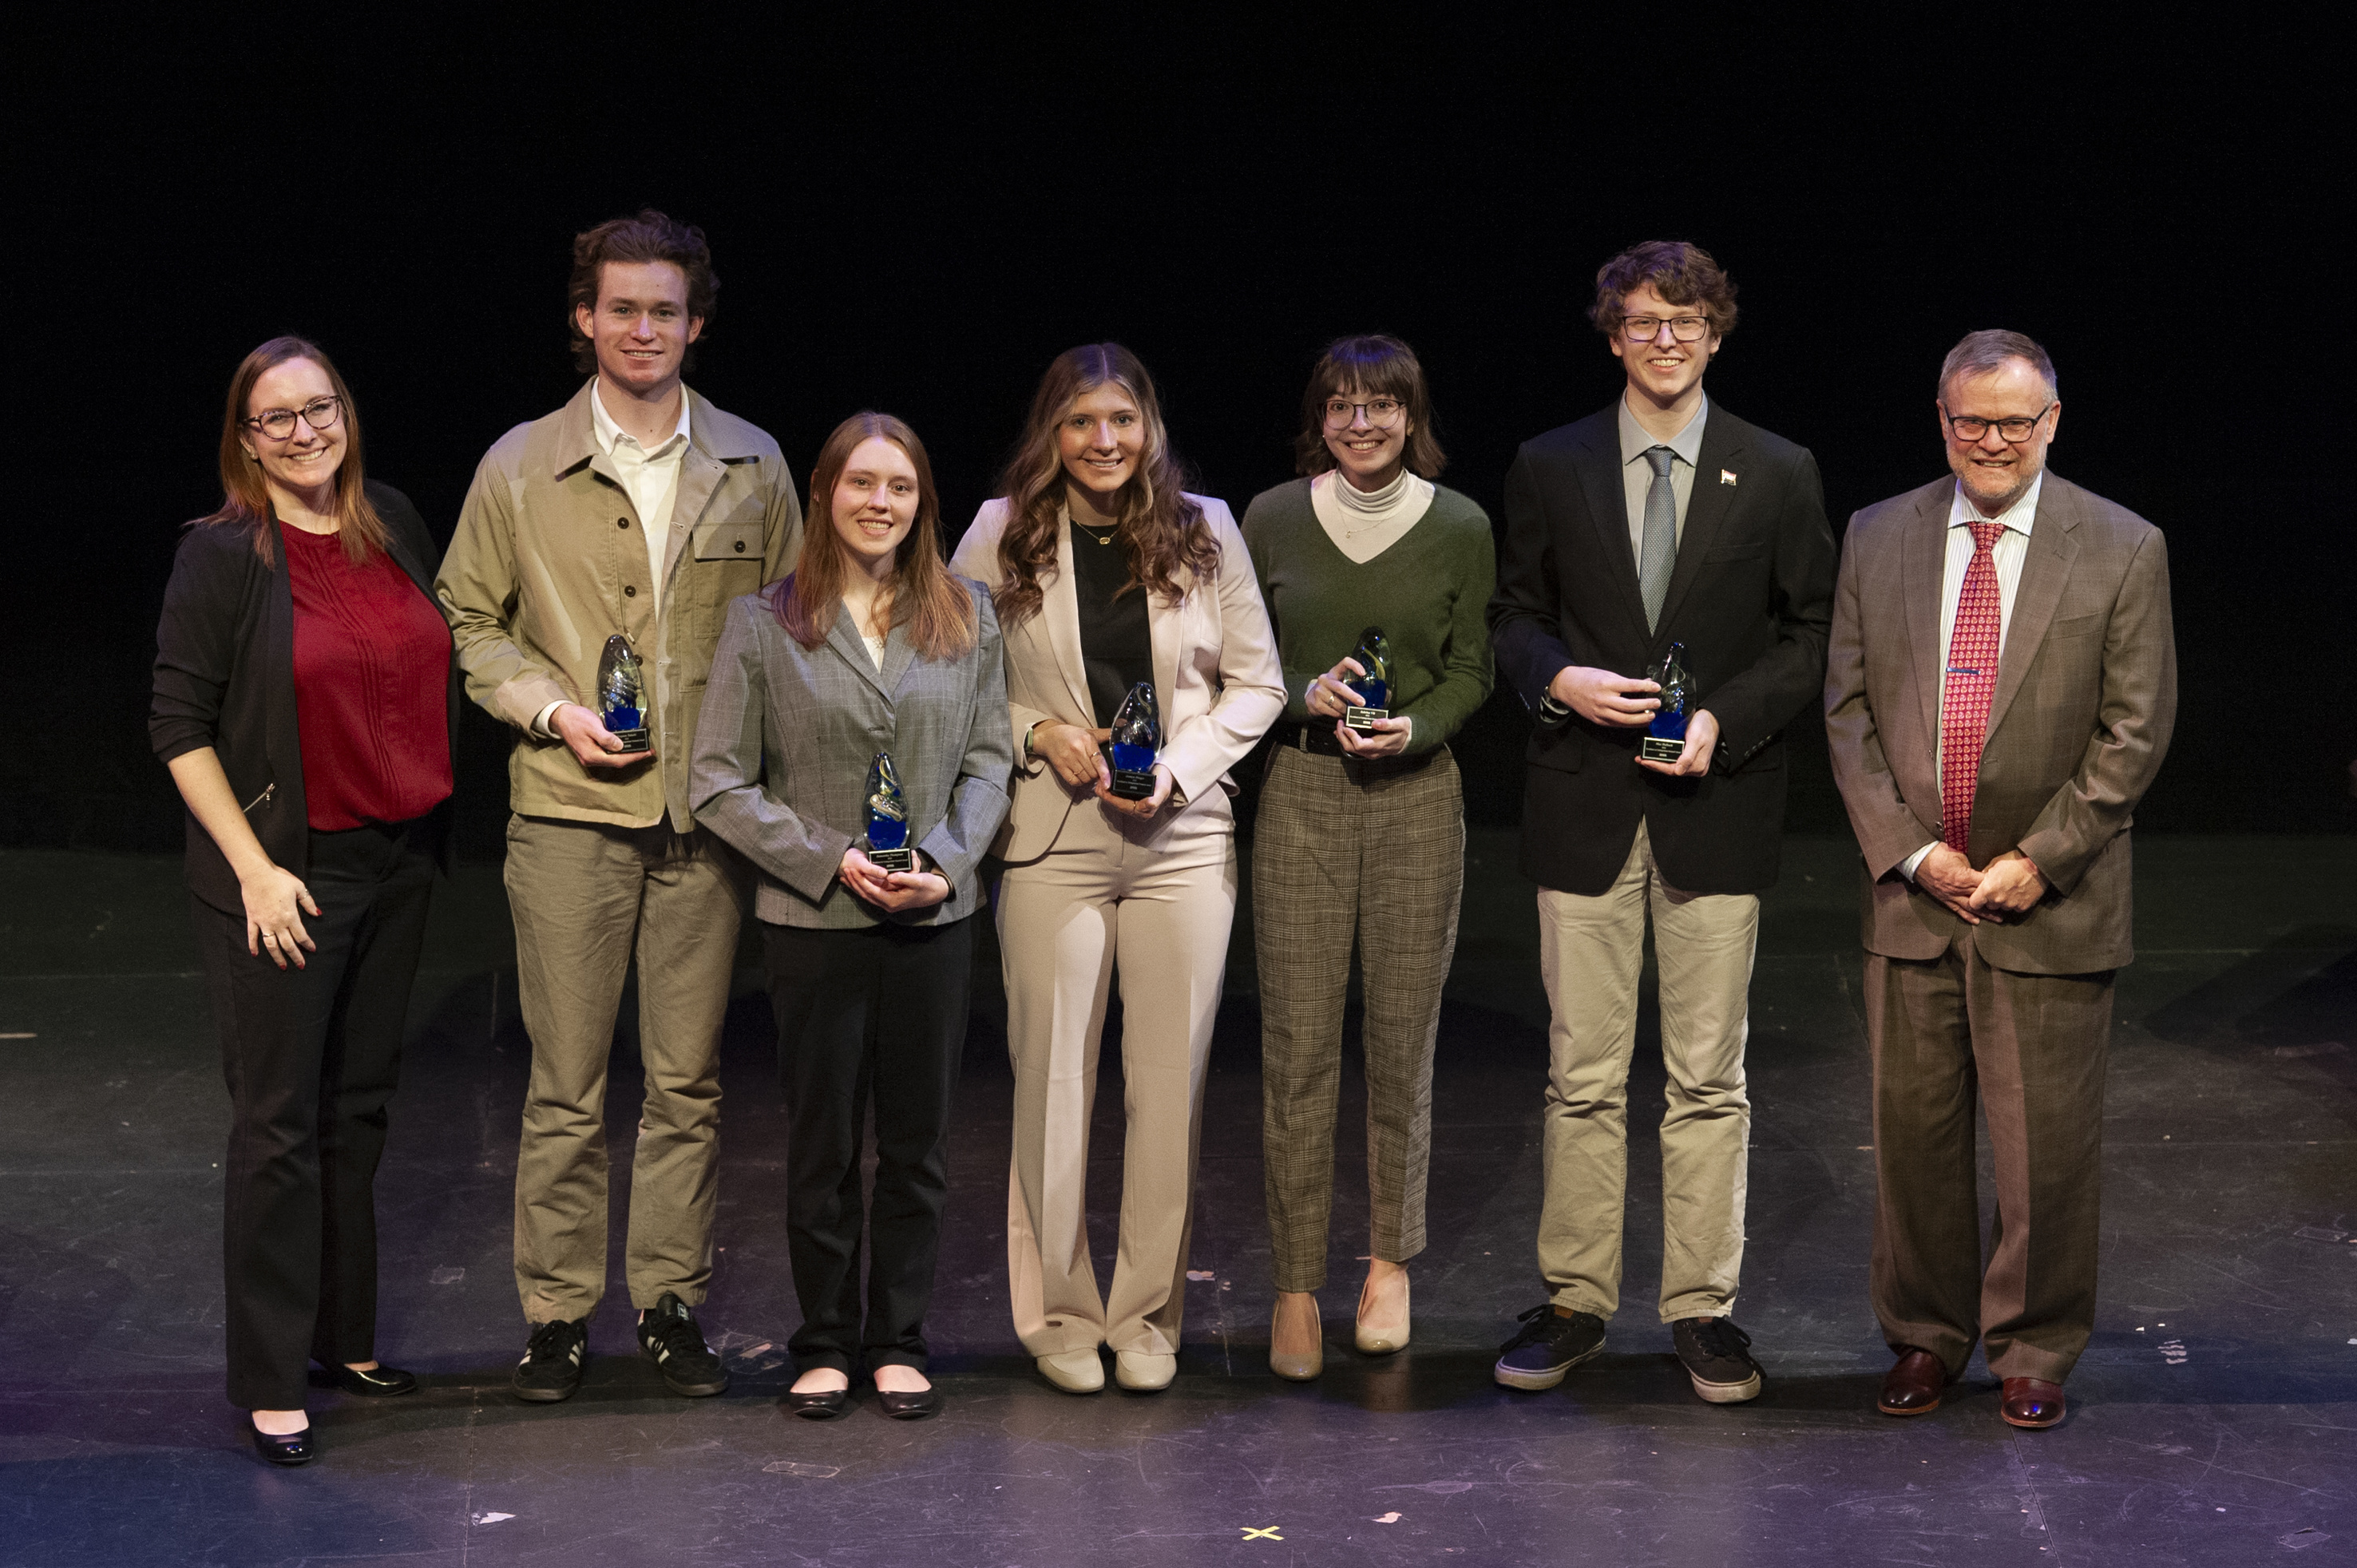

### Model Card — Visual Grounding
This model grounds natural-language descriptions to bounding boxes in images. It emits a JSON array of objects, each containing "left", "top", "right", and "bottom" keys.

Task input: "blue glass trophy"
[
  {"left": 596, "top": 634, "right": 652, "bottom": 753},
  {"left": 1639, "top": 641, "right": 1693, "bottom": 763},
  {"left": 1342, "top": 625, "right": 1392, "bottom": 733},
  {"left": 863, "top": 751, "right": 915, "bottom": 872},
  {"left": 1105, "top": 682, "right": 1163, "bottom": 800}
]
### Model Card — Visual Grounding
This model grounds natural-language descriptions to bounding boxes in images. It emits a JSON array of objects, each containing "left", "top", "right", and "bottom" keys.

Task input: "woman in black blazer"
[{"left": 149, "top": 337, "right": 459, "bottom": 1466}]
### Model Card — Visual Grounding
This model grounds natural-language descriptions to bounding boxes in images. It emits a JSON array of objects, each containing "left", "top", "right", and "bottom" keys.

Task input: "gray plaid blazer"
[{"left": 688, "top": 580, "right": 1012, "bottom": 929}]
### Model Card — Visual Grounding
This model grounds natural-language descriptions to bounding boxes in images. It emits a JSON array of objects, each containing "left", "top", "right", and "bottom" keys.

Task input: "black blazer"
[
  {"left": 149, "top": 481, "right": 458, "bottom": 915},
  {"left": 1488, "top": 401, "right": 1836, "bottom": 897}
]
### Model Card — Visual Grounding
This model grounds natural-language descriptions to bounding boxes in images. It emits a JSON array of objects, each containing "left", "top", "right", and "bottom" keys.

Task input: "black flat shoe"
[
  {"left": 876, "top": 1388, "right": 941, "bottom": 1421},
  {"left": 331, "top": 1364, "right": 417, "bottom": 1397},
  {"left": 249, "top": 1420, "right": 314, "bottom": 1466},
  {"left": 786, "top": 1389, "right": 848, "bottom": 1420}
]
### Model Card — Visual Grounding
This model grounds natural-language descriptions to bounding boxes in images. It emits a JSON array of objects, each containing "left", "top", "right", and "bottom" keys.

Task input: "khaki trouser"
[
  {"left": 998, "top": 790, "right": 1238, "bottom": 1358},
  {"left": 1254, "top": 742, "right": 1463, "bottom": 1293},
  {"left": 1864, "top": 932, "right": 2113, "bottom": 1384},
  {"left": 504, "top": 814, "right": 747, "bottom": 1322},
  {"left": 1536, "top": 820, "right": 1757, "bottom": 1322}
]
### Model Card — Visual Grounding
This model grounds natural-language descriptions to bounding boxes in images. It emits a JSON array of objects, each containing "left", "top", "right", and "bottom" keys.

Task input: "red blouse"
[{"left": 283, "top": 525, "right": 454, "bottom": 831}]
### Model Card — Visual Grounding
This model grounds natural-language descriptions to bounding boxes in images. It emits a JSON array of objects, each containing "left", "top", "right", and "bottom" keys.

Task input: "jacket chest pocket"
[{"left": 693, "top": 519, "right": 763, "bottom": 564}]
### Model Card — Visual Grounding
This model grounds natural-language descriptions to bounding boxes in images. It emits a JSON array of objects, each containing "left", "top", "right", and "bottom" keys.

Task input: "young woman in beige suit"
[{"left": 950, "top": 343, "right": 1283, "bottom": 1394}]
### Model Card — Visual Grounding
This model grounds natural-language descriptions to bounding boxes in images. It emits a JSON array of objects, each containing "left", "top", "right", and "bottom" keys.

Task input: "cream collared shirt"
[{"left": 1899, "top": 470, "right": 2045, "bottom": 881}]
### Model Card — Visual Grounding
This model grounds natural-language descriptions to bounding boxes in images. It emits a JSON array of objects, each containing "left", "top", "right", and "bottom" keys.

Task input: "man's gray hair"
[{"left": 1939, "top": 330, "right": 2058, "bottom": 402}]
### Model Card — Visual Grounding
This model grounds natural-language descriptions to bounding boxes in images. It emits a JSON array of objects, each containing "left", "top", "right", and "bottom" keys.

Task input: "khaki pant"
[
  {"left": 1254, "top": 742, "right": 1463, "bottom": 1293},
  {"left": 1536, "top": 821, "right": 1757, "bottom": 1322},
  {"left": 504, "top": 814, "right": 747, "bottom": 1322},
  {"left": 1865, "top": 932, "right": 2113, "bottom": 1384},
  {"left": 998, "top": 790, "right": 1237, "bottom": 1358}
]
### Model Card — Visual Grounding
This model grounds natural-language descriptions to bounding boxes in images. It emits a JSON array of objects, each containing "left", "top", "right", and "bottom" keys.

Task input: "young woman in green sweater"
[{"left": 1241, "top": 335, "right": 1495, "bottom": 1379}]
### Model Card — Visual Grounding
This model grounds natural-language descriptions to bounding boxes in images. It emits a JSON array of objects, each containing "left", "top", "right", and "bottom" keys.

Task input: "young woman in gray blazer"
[
  {"left": 690, "top": 413, "right": 1012, "bottom": 1421},
  {"left": 950, "top": 345, "right": 1284, "bottom": 1396}
]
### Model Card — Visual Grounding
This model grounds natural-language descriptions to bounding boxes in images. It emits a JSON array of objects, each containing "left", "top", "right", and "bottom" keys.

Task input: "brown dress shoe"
[
  {"left": 2000, "top": 1377, "right": 2066, "bottom": 1429},
  {"left": 1877, "top": 1348, "right": 1949, "bottom": 1416}
]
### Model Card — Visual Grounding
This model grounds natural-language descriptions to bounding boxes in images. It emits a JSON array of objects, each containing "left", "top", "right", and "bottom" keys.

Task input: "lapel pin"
[{"left": 1720, "top": 469, "right": 1739, "bottom": 486}]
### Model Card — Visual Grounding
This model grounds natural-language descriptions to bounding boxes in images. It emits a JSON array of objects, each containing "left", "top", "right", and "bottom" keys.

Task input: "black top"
[
  {"left": 1068, "top": 520, "right": 1153, "bottom": 723},
  {"left": 150, "top": 481, "right": 459, "bottom": 914}
]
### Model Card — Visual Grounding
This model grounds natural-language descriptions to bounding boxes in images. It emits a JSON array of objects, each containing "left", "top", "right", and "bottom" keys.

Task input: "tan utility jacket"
[{"left": 437, "top": 381, "right": 802, "bottom": 830}]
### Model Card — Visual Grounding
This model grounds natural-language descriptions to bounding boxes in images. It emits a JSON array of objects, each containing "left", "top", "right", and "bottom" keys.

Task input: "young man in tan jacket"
[{"left": 437, "top": 210, "right": 801, "bottom": 1402}]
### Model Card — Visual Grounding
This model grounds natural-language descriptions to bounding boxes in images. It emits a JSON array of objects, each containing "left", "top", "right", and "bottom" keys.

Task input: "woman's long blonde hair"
[
  {"left": 988, "top": 343, "right": 1218, "bottom": 628},
  {"left": 200, "top": 335, "right": 390, "bottom": 567}
]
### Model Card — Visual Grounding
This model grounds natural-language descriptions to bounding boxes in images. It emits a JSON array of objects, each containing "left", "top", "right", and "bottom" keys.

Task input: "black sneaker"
[
  {"left": 1493, "top": 1303, "right": 1607, "bottom": 1391},
  {"left": 1672, "top": 1315, "right": 1763, "bottom": 1403},
  {"left": 513, "top": 1318, "right": 588, "bottom": 1404},
  {"left": 637, "top": 1293, "right": 727, "bottom": 1397}
]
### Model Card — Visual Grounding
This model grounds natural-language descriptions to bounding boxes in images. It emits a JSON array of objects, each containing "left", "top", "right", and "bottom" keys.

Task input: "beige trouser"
[
  {"left": 1537, "top": 820, "right": 1757, "bottom": 1322},
  {"left": 504, "top": 814, "right": 747, "bottom": 1322},
  {"left": 999, "top": 789, "right": 1238, "bottom": 1358}
]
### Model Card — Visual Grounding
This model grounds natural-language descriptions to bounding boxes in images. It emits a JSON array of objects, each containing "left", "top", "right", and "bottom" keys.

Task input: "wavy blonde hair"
[{"left": 988, "top": 343, "right": 1218, "bottom": 628}]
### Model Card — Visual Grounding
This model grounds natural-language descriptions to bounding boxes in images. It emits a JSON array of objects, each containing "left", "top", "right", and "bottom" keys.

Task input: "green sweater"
[{"left": 1241, "top": 477, "right": 1495, "bottom": 756}]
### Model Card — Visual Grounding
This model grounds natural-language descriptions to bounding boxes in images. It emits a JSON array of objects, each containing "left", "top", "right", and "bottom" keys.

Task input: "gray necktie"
[{"left": 1638, "top": 445, "right": 1678, "bottom": 632}]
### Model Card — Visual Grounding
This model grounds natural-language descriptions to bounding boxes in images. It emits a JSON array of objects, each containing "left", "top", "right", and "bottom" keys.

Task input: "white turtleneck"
[{"left": 1309, "top": 466, "right": 1435, "bottom": 564}]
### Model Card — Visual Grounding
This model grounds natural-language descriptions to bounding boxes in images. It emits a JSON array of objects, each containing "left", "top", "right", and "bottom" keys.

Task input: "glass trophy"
[
  {"left": 596, "top": 633, "right": 652, "bottom": 753},
  {"left": 863, "top": 751, "right": 915, "bottom": 873},
  {"left": 1105, "top": 681, "right": 1163, "bottom": 799},
  {"left": 1342, "top": 625, "right": 1392, "bottom": 732},
  {"left": 1639, "top": 641, "right": 1693, "bottom": 763}
]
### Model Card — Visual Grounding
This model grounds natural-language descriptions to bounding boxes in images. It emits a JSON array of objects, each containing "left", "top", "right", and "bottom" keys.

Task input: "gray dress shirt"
[{"left": 1617, "top": 390, "right": 1710, "bottom": 552}]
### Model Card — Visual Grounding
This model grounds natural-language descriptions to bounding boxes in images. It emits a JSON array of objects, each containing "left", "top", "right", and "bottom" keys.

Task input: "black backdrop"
[{"left": 16, "top": 12, "right": 2346, "bottom": 856}]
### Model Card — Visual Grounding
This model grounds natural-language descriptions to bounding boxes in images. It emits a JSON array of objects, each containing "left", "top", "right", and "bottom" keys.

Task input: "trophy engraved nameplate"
[
  {"left": 1342, "top": 625, "right": 1392, "bottom": 732},
  {"left": 1105, "top": 681, "right": 1163, "bottom": 800},
  {"left": 864, "top": 751, "right": 915, "bottom": 873},
  {"left": 596, "top": 633, "right": 652, "bottom": 753},
  {"left": 1639, "top": 641, "right": 1693, "bottom": 763}
]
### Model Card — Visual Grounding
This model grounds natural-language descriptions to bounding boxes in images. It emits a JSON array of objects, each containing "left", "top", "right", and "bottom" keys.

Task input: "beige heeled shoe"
[
  {"left": 1036, "top": 1348, "right": 1106, "bottom": 1393},
  {"left": 1355, "top": 1273, "right": 1411, "bottom": 1355},
  {"left": 1270, "top": 1293, "right": 1324, "bottom": 1381}
]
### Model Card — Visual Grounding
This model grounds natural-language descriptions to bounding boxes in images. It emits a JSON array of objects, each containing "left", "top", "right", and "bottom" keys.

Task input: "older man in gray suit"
[{"left": 1824, "top": 329, "right": 2176, "bottom": 1431}]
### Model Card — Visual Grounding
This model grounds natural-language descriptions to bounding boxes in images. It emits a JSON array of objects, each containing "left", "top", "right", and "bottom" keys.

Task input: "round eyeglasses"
[{"left": 245, "top": 396, "right": 343, "bottom": 441}]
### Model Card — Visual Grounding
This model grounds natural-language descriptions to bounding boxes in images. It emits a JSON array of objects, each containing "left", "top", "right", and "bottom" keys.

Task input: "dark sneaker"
[
  {"left": 637, "top": 1293, "right": 727, "bottom": 1397},
  {"left": 1493, "top": 1304, "right": 1607, "bottom": 1391},
  {"left": 1673, "top": 1315, "right": 1763, "bottom": 1404},
  {"left": 513, "top": 1318, "right": 588, "bottom": 1404}
]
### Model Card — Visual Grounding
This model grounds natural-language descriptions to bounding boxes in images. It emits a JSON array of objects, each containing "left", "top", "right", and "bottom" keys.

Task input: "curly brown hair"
[
  {"left": 988, "top": 343, "right": 1218, "bottom": 630},
  {"left": 1587, "top": 240, "right": 1739, "bottom": 339},
  {"left": 1291, "top": 334, "right": 1448, "bottom": 478},
  {"left": 565, "top": 209, "right": 719, "bottom": 373}
]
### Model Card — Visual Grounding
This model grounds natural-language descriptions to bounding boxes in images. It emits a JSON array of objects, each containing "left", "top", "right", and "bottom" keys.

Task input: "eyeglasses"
[
  {"left": 245, "top": 396, "right": 343, "bottom": 441},
  {"left": 1323, "top": 397, "right": 1404, "bottom": 428},
  {"left": 1621, "top": 315, "right": 1711, "bottom": 343},
  {"left": 1942, "top": 402, "right": 2054, "bottom": 444}
]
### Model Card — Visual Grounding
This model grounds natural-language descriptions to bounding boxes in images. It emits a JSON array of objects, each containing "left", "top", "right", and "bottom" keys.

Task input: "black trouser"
[
  {"left": 193, "top": 818, "right": 435, "bottom": 1410},
  {"left": 762, "top": 917, "right": 972, "bottom": 1376}
]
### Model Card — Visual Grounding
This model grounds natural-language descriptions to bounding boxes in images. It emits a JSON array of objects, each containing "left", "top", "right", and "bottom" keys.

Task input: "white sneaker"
[
  {"left": 1036, "top": 1348, "right": 1105, "bottom": 1393},
  {"left": 1113, "top": 1350, "right": 1176, "bottom": 1391}
]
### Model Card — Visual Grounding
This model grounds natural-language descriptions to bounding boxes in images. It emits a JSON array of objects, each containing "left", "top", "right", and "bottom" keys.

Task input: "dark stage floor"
[{"left": 2, "top": 833, "right": 2352, "bottom": 1566}]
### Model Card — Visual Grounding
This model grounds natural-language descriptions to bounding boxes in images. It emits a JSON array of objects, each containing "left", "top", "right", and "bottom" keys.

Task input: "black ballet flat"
[
  {"left": 876, "top": 1387, "right": 941, "bottom": 1421},
  {"left": 330, "top": 1364, "right": 417, "bottom": 1397},
  {"left": 786, "top": 1388, "right": 849, "bottom": 1420},
  {"left": 249, "top": 1420, "right": 315, "bottom": 1466}
]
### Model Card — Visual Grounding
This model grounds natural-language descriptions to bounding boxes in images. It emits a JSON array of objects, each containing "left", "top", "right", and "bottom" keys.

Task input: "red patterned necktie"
[{"left": 1939, "top": 521, "right": 2008, "bottom": 853}]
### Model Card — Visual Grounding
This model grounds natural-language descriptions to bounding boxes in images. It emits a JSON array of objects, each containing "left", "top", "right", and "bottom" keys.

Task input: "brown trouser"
[
  {"left": 504, "top": 814, "right": 747, "bottom": 1323},
  {"left": 1536, "top": 821, "right": 1758, "bottom": 1322},
  {"left": 998, "top": 790, "right": 1238, "bottom": 1359},
  {"left": 1864, "top": 929, "right": 2113, "bottom": 1384},
  {"left": 1254, "top": 742, "right": 1463, "bottom": 1293}
]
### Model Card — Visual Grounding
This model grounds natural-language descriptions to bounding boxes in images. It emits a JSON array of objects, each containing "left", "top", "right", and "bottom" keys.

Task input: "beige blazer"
[
  {"left": 949, "top": 495, "right": 1284, "bottom": 862},
  {"left": 1824, "top": 472, "right": 2177, "bottom": 974}
]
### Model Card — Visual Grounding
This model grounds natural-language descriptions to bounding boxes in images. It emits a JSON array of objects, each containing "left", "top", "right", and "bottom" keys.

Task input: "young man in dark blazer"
[
  {"left": 1824, "top": 331, "right": 2174, "bottom": 1429},
  {"left": 1487, "top": 241, "right": 1836, "bottom": 1403}
]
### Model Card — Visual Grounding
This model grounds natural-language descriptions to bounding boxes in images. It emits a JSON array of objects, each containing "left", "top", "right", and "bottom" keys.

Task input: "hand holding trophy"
[
  {"left": 1639, "top": 642, "right": 1693, "bottom": 764},
  {"left": 1103, "top": 682, "right": 1163, "bottom": 801},
  {"left": 863, "top": 751, "right": 916, "bottom": 873},
  {"left": 596, "top": 634, "right": 652, "bottom": 754}
]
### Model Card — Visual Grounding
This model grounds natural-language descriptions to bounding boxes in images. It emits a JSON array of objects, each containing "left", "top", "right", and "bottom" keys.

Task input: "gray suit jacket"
[
  {"left": 688, "top": 580, "right": 1012, "bottom": 929},
  {"left": 1824, "top": 472, "right": 2176, "bottom": 973}
]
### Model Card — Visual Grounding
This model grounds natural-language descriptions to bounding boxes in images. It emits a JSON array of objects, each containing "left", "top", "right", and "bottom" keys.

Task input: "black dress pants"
[
  {"left": 193, "top": 819, "right": 435, "bottom": 1409},
  {"left": 762, "top": 916, "right": 973, "bottom": 1375}
]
